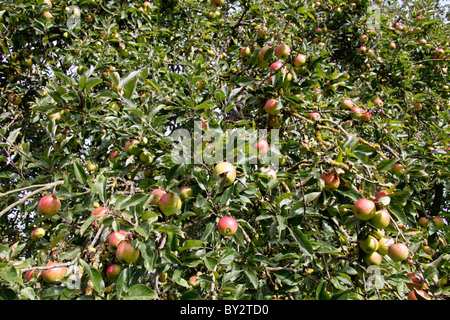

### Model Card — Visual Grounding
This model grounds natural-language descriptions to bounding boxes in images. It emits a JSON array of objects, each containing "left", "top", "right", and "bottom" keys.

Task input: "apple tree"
[{"left": 0, "top": 0, "right": 449, "bottom": 300}]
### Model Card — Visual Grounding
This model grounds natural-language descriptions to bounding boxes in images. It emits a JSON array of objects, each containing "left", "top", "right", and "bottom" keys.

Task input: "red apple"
[
  {"left": 38, "top": 194, "right": 61, "bottom": 219},
  {"left": 150, "top": 189, "right": 166, "bottom": 205},
  {"left": 42, "top": 262, "right": 67, "bottom": 284},
  {"left": 388, "top": 243, "right": 409, "bottom": 262},
  {"left": 358, "top": 46, "right": 367, "bottom": 53},
  {"left": 108, "top": 230, "right": 128, "bottom": 252},
  {"left": 375, "top": 190, "right": 390, "bottom": 200},
  {"left": 432, "top": 216, "right": 444, "bottom": 229},
  {"left": 392, "top": 163, "right": 405, "bottom": 176},
  {"left": 308, "top": 112, "right": 321, "bottom": 122},
  {"left": 350, "top": 106, "right": 363, "bottom": 119},
  {"left": 364, "top": 251, "right": 382, "bottom": 265},
  {"left": 353, "top": 198, "right": 376, "bottom": 220},
  {"left": 389, "top": 42, "right": 397, "bottom": 49},
  {"left": 293, "top": 54, "right": 307, "bottom": 67},
  {"left": 254, "top": 139, "right": 270, "bottom": 155},
  {"left": 213, "top": 161, "right": 237, "bottom": 187},
  {"left": 239, "top": 47, "right": 251, "bottom": 58},
  {"left": 359, "top": 34, "right": 369, "bottom": 43},
  {"left": 24, "top": 270, "right": 40, "bottom": 282},
  {"left": 106, "top": 264, "right": 122, "bottom": 281},
  {"left": 274, "top": 43, "right": 291, "bottom": 60},
  {"left": 218, "top": 216, "right": 238, "bottom": 236},
  {"left": 269, "top": 61, "right": 284, "bottom": 73},
  {"left": 418, "top": 217, "right": 429, "bottom": 228},
  {"left": 180, "top": 186, "right": 194, "bottom": 200},
  {"left": 407, "top": 289, "right": 430, "bottom": 300},
  {"left": 321, "top": 172, "right": 340, "bottom": 192},
  {"left": 109, "top": 150, "right": 119, "bottom": 160},
  {"left": 31, "top": 228, "right": 46, "bottom": 241},
  {"left": 189, "top": 275, "right": 200, "bottom": 287},
  {"left": 116, "top": 242, "right": 140, "bottom": 265},
  {"left": 91, "top": 206, "right": 109, "bottom": 220},
  {"left": 370, "top": 209, "right": 391, "bottom": 229},
  {"left": 406, "top": 273, "right": 423, "bottom": 290},
  {"left": 361, "top": 112, "right": 371, "bottom": 122},
  {"left": 341, "top": 98, "right": 354, "bottom": 110},
  {"left": 264, "top": 98, "right": 281, "bottom": 115},
  {"left": 158, "top": 192, "right": 182, "bottom": 214},
  {"left": 413, "top": 102, "right": 423, "bottom": 111}
]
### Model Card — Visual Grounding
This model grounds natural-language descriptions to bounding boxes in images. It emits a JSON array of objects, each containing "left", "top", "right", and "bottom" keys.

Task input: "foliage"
[{"left": 0, "top": 0, "right": 449, "bottom": 300}]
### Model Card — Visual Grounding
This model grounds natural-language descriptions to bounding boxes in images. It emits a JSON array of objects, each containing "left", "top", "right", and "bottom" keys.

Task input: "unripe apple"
[
  {"left": 353, "top": 198, "right": 376, "bottom": 220},
  {"left": 269, "top": 61, "right": 284, "bottom": 73},
  {"left": 150, "top": 189, "right": 166, "bottom": 205},
  {"left": 43, "top": 11, "right": 53, "bottom": 19},
  {"left": 86, "top": 162, "right": 99, "bottom": 172},
  {"left": 341, "top": 98, "right": 354, "bottom": 110},
  {"left": 124, "top": 139, "right": 141, "bottom": 156},
  {"left": 392, "top": 163, "right": 405, "bottom": 176},
  {"left": 189, "top": 275, "right": 200, "bottom": 287},
  {"left": 388, "top": 243, "right": 409, "bottom": 262},
  {"left": 38, "top": 194, "right": 61, "bottom": 219},
  {"left": 350, "top": 106, "right": 363, "bottom": 119},
  {"left": 274, "top": 44, "right": 291, "bottom": 60},
  {"left": 258, "top": 45, "right": 272, "bottom": 62},
  {"left": 261, "top": 167, "right": 277, "bottom": 180},
  {"left": 321, "top": 172, "right": 340, "bottom": 192},
  {"left": 180, "top": 186, "right": 194, "bottom": 200},
  {"left": 370, "top": 209, "right": 391, "bottom": 229},
  {"left": 257, "top": 25, "right": 268, "bottom": 38},
  {"left": 138, "top": 150, "right": 153, "bottom": 165},
  {"left": 418, "top": 217, "right": 429, "bottom": 228},
  {"left": 213, "top": 0, "right": 225, "bottom": 7},
  {"left": 359, "top": 235, "right": 379, "bottom": 253},
  {"left": 254, "top": 139, "right": 270, "bottom": 155},
  {"left": 159, "top": 192, "right": 182, "bottom": 214},
  {"left": 116, "top": 242, "right": 140, "bottom": 265},
  {"left": 106, "top": 264, "right": 122, "bottom": 281},
  {"left": 413, "top": 102, "right": 423, "bottom": 111},
  {"left": 31, "top": 228, "right": 46, "bottom": 241},
  {"left": 377, "top": 236, "right": 393, "bottom": 255},
  {"left": 371, "top": 229, "right": 385, "bottom": 240},
  {"left": 359, "top": 34, "right": 369, "bottom": 43},
  {"left": 264, "top": 98, "right": 281, "bottom": 115},
  {"left": 364, "top": 251, "right": 382, "bottom": 265},
  {"left": 108, "top": 230, "right": 128, "bottom": 252},
  {"left": 42, "top": 262, "right": 67, "bottom": 284},
  {"left": 217, "top": 216, "right": 238, "bottom": 236},
  {"left": 239, "top": 47, "right": 251, "bottom": 58},
  {"left": 293, "top": 54, "right": 307, "bottom": 67},
  {"left": 213, "top": 161, "right": 237, "bottom": 187}
]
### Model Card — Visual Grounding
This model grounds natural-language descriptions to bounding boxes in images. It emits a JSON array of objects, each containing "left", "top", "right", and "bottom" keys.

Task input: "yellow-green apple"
[
  {"left": 261, "top": 167, "right": 277, "bottom": 180},
  {"left": 158, "top": 192, "right": 182, "bottom": 214},
  {"left": 364, "top": 251, "right": 382, "bottom": 265},
  {"left": 124, "top": 139, "right": 141, "bottom": 156},
  {"left": 293, "top": 54, "right": 307, "bottom": 67},
  {"left": 341, "top": 98, "right": 354, "bottom": 110},
  {"left": 388, "top": 243, "right": 409, "bottom": 262},
  {"left": 43, "top": 11, "right": 53, "bottom": 19},
  {"left": 413, "top": 102, "right": 423, "bottom": 111},
  {"left": 116, "top": 242, "right": 140, "bottom": 264},
  {"left": 239, "top": 47, "right": 251, "bottom": 58},
  {"left": 38, "top": 194, "right": 61, "bottom": 219},
  {"left": 218, "top": 216, "right": 238, "bottom": 236},
  {"left": 321, "top": 172, "right": 340, "bottom": 192},
  {"left": 42, "top": 262, "right": 67, "bottom": 284},
  {"left": 377, "top": 236, "right": 393, "bottom": 255},
  {"left": 275, "top": 43, "right": 291, "bottom": 60},
  {"left": 180, "top": 186, "right": 194, "bottom": 200},
  {"left": 353, "top": 198, "right": 376, "bottom": 220},
  {"left": 374, "top": 98, "right": 384, "bottom": 107},
  {"left": 371, "top": 228, "right": 385, "bottom": 240},
  {"left": 213, "top": 161, "right": 237, "bottom": 187},
  {"left": 264, "top": 98, "right": 281, "bottom": 115},
  {"left": 106, "top": 264, "right": 122, "bottom": 281},
  {"left": 31, "top": 228, "right": 46, "bottom": 241},
  {"left": 108, "top": 230, "right": 128, "bottom": 252},
  {"left": 87, "top": 162, "right": 99, "bottom": 172},
  {"left": 370, "top": 209, "right": 391, "bottom": 229},
  {"left": 359, "top": 34, "right": 369, "bottom": 43},
  {"left": 189, "top": 275, "right": 200, "bottom": 287},
  {"left": 138, "top": 150, "right": 153, "bottom": 165},
  {"left": 359, "top": 235, "right": 379, "bottom": 253},
  {"left": 8, "top": 93, "right": 22, "bottom": 105},
  {"left": 150, "top": 189, "right": 166, "bottom": 205},
  {"left": 258, "top": 45, "right": 272, "bottom": 62}
]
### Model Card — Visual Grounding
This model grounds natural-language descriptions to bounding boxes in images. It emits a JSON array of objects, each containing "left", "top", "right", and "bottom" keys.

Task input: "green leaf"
[
  {"left": 244, "top": 268, "right": 258, "bottom": 289},
  {"left": 125, "top": 284, "right": 158, "bottom": 300},
  {"left": 288, "top": 226, "right": 314, "bottom": 256},
  {"left": 79, "top": 259, "right": 105, "bottom": 294},
  {"left": 73, "top": 161, "right": 87, "bottom": 185}
]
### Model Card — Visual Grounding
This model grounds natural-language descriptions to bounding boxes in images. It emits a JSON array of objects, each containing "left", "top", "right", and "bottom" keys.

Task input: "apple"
[
  {"left": 264, "top": 98, "right": 281, "bottom": 115},
  {"left": 274, "top": 44, "right": 291, "bottom": 60},
  {"left": 358, "top": 46, "right": 367, "bottom": 53},
  {"left": 159, "top": 192, "right": 182, "bottom": 214},
  {"left": 364, "top": 251, "right": 382, "bottom": 265},
  {"left": 42, "top": 262, "right": 67, "bottom": 284},
  {"left": 388, "top": 243, "right": 409, "bottom": 262},
  {"left": 217, "top": 216, "right": 238, "bottom": 236},
  {"left": 269, "top": 61, "right": 284, "bottom": 73},
  {"left": 406, "top": 273, "right": 423, "bottom": 290},
  {"left": 341, "top": 98, "right": 354, "bottom": 110},
  {"left": 24, "top": 270, "right": 40, "bottom": 282},
  {"left": 116, "top": 242, "right": 140, "bottom": 265},
  {"left": 359, "top": 235, "right": 379, "bottom": 253},
  {"left": 86, "top": 162, "right": 98, "bottom": 172},
  {"left": 392, "top": 163, "right": 405, "bottom": 176},
  {"left": 321, "top": 172, "right": 340, "bottom": 192},
  {"left": 213, "top": 0, "right": 225, "bottom": 7},
  {"left": 109, "top": 150, "right": 119, "bottom": 161},
  {"left": 38, "top": 194, "right": 61, "bottom": 219},
  {"left": 257, "top": 25, "right": 268, "bottom": 38},
  {"left": 308, "top": 112, "right": 321, "bottom": 122},
  {"left": 8, "top": 93, "right": 22, "bottom": 105},
  {"left": 124, "top": 139, "right": 141, "bottom": 156},
  {"left": 91, "top": 206, "right": 109, "bottom": 220},
  {"left": 370, "top": 209, "right": 391, "bottom": 229},
  {"left": 108, "top": 230, "right": 128, "bottom": 252},
  {"left": 407, "top": 289, "right": 430, "bottom": 300},
  {"left": 213, "top": 161, "right": 237, "bottom": 187},
  {"left": 350, "top": 106, "right": 363, "bottom": 119},
  {"left": 180, "top": 186, "right": 194, "bottom": 200},
  {"left": 138, "top": 150, "right": 153, "bottom": 165},
  {"left": 353, "top": 198, "right": 376, "bottom": 220},
  {"left": 359, "top": 34, "right": 369, "bottom": 43},
  {"left": 419, "top": 38, "right": 427, "bottom": 46},
  {"left": 43, "top": 11, "right": 53, "bottom": 19},
  {"left": 378, "top": 236, "right": 393, "bottom": 255},
  {"left": 258, "top": 45, "right": 272, "bottom": 62},
  {"left": 293, "top": 54, "right": 307, "bottom": 67},
  {"left": 371, "top": 229, "right": 385, "bottom": 240},
  {"left": 254, "top": 139, "right": 270, "bottom": 155},
  {"left": 189, "top": 275, "right": 200, "bottom": 287},
  {"left": 413, "top": 102, "right": 423, "bottom": 111},
  {"left": 432, "top": 216, "right": 444, "bottom": 229},
  {"left": 31, "top": 228, "right": 46, "bottom": 241},
  {"left": 361, "top": 112, "right": 371, "bottom": 122},
  {"left": 239, "top": 47, "right": 251, "bottom": 58},
  {"left": 418, "top": 217, "right": 429, "bottom": 228},
  {"left": 389, "top": 42, "right": 397, "bottom": 49},
  {"left": 150, "top": 189, "right": 166, "bottom": 205},
  {"left": 43, "top": 0, "right": 52, "bottom": 8},
  {"left": 261, "top": 167, "right": 277, "bottom": 180},
  {"left": 375, "top": 190, "right": 389, "bottom": 201},
  {"left": 106, "top": 264, "right": 122, "bottom": 281}
]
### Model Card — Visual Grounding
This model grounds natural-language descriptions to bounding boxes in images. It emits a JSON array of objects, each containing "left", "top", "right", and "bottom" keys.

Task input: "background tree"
[{"left": 0, "top": 0, "right": 449, "bottom": 300}]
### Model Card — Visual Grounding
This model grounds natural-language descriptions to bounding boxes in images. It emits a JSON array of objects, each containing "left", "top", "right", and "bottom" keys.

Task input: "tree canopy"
[{"left": 0, "top": 0, "right": 449, "bottom": 301}]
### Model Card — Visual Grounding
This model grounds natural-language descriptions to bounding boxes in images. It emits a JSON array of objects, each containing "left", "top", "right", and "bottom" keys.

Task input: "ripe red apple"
[
  {"left": 321, "top": 172, "right": 340, "bottom": 192},
  {"left": 353, "top": 198, "right": 376, "bottom": 220},
  {"left": 269, "top": 61, "right": 283, "bottom": 73},
  {"left": 388, "top": 243, "right": 409, "bottom": 262},
  {"left": 106, "top": 264, "right": 122, "bottom": 281},
  {"left": 350, "top": 106, "right": 363, "bottom": 119},
  {"left": 31, "top": 227, "right": 46, "bottom": 241},
  {"left": 419, "top": 38, "right": 427, "bottom": 46},
  {"left": 361, "top": 112, "right": 371, "bottom": 122},
  {"left": 180, "top": 186, "right": 194, "bottom": 200},
  {"left": 116, "top": 242, "right": 140, "bottom": 265},
  {"left": 159, "top": 192, "right": 182, "bottom": 214},
  {"left": 392, "top": 163, "right": 405, "bottom": 176},
  {"left": 239, "top": 47, "right": 251, "bottom": 58},
  {"left": 150, "top": 189, "right": 166, "bottom": 205},
  {"left": 218, "top": 216, "right": 238, "bottom": 236},
  {"left": 358, "top": 46, "right": 367, "bottom": 53},
  {"left": 308, "top": 112, "right": 321, "bottom": 122},
  {"left": 42, "top": 262, "right": 67, "bottom": 284},
  {"left": 293, "top": 54, "right": 307, "bottom": 67},
  {"left": 91, "top": 206, "right": 109, "bottom": 220},
  {"left": 274, "top": 43, "right": 291, "bottom": 60},
  {"left": 359, "top": 235, "right": 379, "bottom": 253},
  {"left": 407, "top": 289, "right": 430, "bottom": 300},
  {"left": 109, "top": 150, "right": 119, "bottom": 160},
  {"left": 413, "top": 102, "right": 423, "bottom": 111},
  {"left": 264, "top": 98, "right": 281, "bottom": 115},
  {"left": 364, "top": 251, "right": 382, "bottom": 265},
  {"left": 375, "top": 190, "right": 390, "bottom": 200},
  {"left": 38, "top": 194, "right": 61, "bottom": 219},
  {"left": 213, "top": 161, "right": 237, "bottom": 187},
  {"left": 389, "top": 42, "right": 397, "bottom": 49},
  {"left": 24, "top": 270, "right": 40, "bottom": 282},
  {"left": 124, "top": 139, "right": 141, "bottom": 156},
  {"left": 213, "top": 0, "right": 225, "bottom": 7},
  {"left": 341, "top": 98, "right": 354, "bottom": 110},
  {"left": 254, "top": 139, "right": 270, "bottom": 155},
  {"left": 406, "top": 273, "right": 423, "bottom": 290},
  {"left": 370, "top": 209, "right": 391, "bottom": 229},
  {"left": 108, "top": 230, "right": 128, "bottom": 252},
  {"left": 189, "top": 275, "right": 200, "bottom": 287},
  {"left": 258, "top": 45, "right": 272, "bottom": 62}
]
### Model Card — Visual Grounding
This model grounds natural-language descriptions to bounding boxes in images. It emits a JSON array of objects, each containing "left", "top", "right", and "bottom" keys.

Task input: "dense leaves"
[{"left": 0, "top": 0, "right": 449, "bottom": 300}]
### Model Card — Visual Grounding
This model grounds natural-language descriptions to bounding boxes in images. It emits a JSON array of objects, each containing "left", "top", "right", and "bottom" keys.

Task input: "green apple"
[
  {"left": 370, "top": 209, "right": 391, "bottom": 229},
  {"left": 359, "top": 235, "right": 379, "bottom": 253},
  {"left": 213, "top": 161, "right": 237, "bottom": 187}
]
